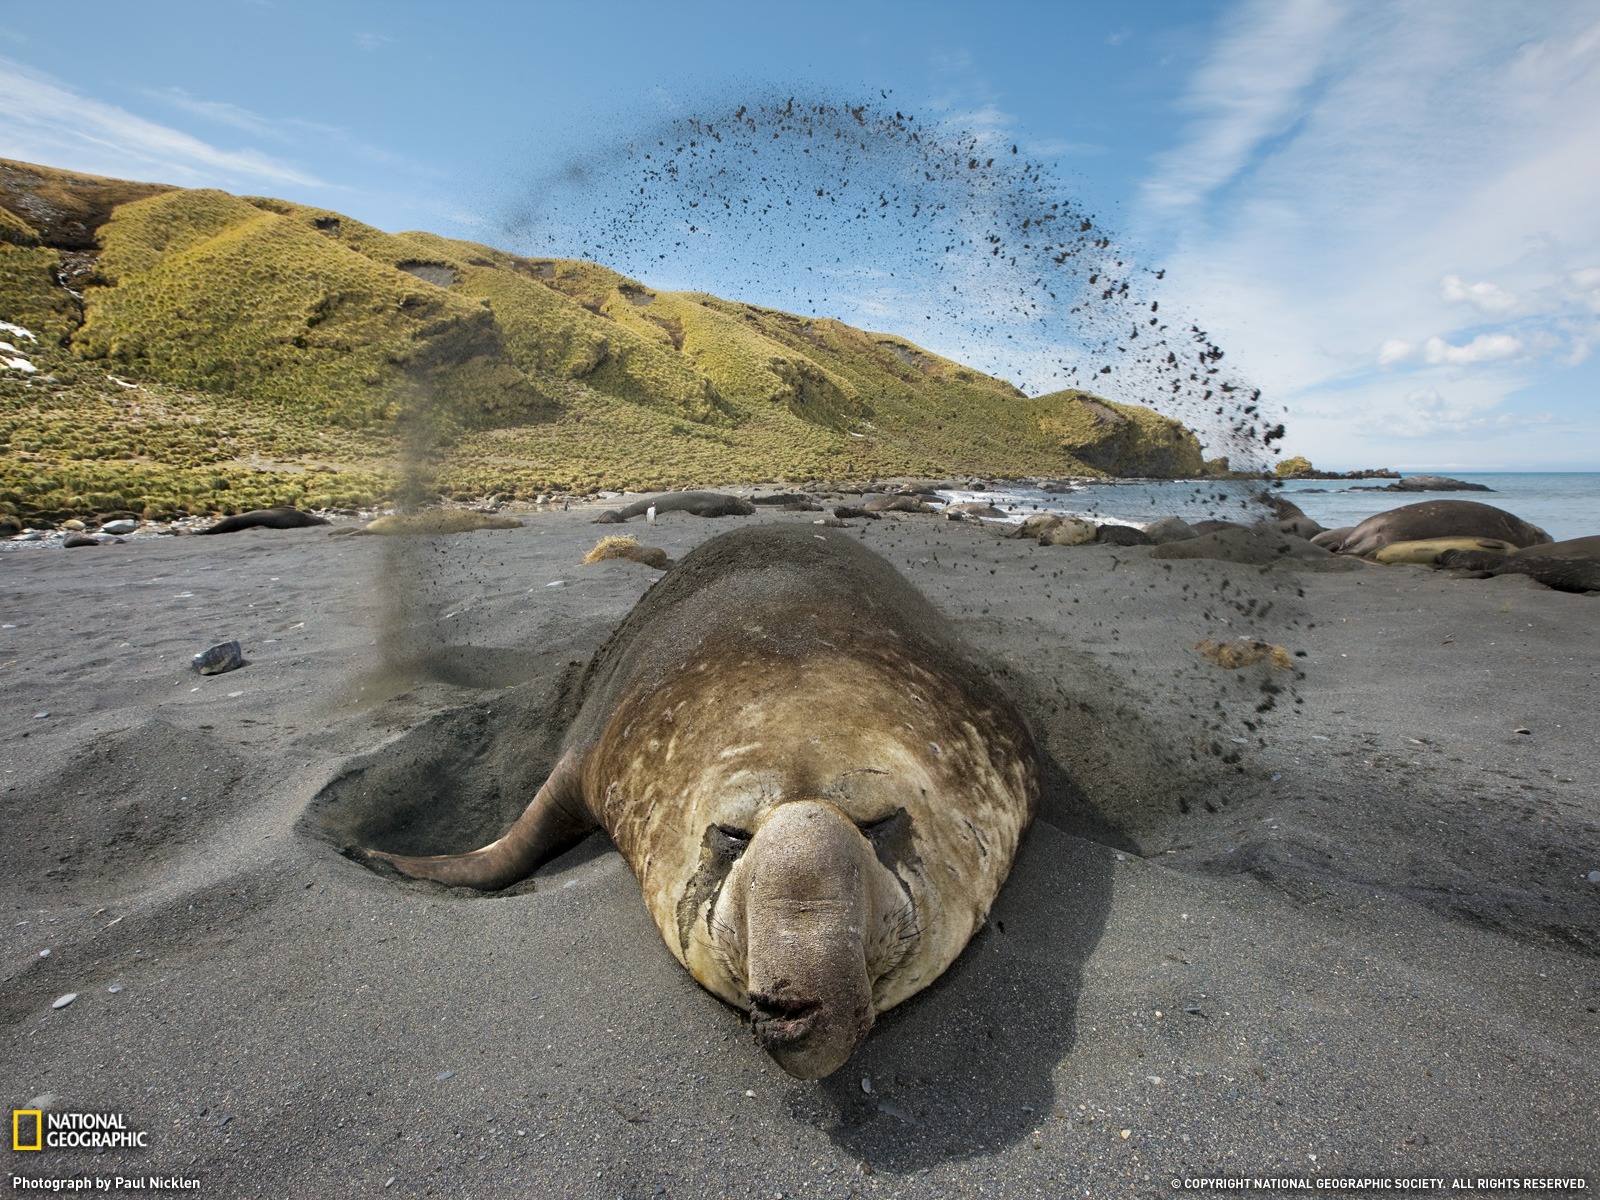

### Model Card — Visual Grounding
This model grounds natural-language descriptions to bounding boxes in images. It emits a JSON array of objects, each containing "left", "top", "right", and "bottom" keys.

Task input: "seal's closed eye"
[
  {"left": 676, "top": 823, "right": 754, "bottom": 951},
  {"left": 857, "top": 807, "right": 918, "bottom": 877}
]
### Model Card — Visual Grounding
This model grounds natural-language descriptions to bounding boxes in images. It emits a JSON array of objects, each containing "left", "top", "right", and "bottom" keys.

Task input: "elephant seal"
[
  {"left": 1512, "top": 534, "right": 1600, "bottom": 561},
  {"left": 594, "top": 492, "right": 755, "bottom": 523},
  {"left": 196, "top": 507, "right": 329, "bottom": 534},
  {"left": 1095, "top": 524, "right": 1153, "bottom": 547},
  {"left": 1142, "top": 516, "right": 1197, "bottom": 544},
  {"left": 943, "top": 502, "right": 1009, "bottom": 520},
  {"left": 862, "top": 494, "right": 934, "bottom": 514},
  {"left": 334, "top": 511, "right": 522, "bottom": 536},
  {"left": 1372, "top": 536, "right": 1517, "bottom": 565},
  {"left": 1257, "top": 516, "right": 1325, "bottom": 541},
  {"left": 1337, "top": 500, "right": 1551, "bottom": 559},
  {"left": 1009, "top": 514, "right": 1094, "bottom": 545},
  {"left": 360, "top": 526, "right": 1039, "bottom": 1079},
  {"left": 1437, "top": 537, "right": 1600, "bottom": 594}
]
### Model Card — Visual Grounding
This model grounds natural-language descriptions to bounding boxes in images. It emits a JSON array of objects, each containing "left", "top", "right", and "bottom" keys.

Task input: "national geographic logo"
[{"left": 12, "top": 1110, "right": 150, "bottom": 1151}]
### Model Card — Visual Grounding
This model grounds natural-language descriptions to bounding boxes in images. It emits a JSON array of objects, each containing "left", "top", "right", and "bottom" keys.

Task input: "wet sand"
[{"left": 3, "top": 502, "right": 1596, "bottom": 1197}]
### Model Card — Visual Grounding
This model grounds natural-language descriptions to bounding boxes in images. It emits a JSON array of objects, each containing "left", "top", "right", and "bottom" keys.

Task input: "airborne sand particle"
[
  {"left": 378, "top": 97, "right": 1301, "bottom": 732},
  {"left": 509, "top": 96, "right": 1287, "bottom": 477}
]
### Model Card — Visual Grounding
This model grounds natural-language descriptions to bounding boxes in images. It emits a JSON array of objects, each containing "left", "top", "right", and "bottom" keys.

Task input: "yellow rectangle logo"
[{"left": 13, "top": 1109, "right": 43, "bottom": 1151}]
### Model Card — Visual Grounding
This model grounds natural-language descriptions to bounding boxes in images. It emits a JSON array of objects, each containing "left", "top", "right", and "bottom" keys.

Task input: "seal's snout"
[
  {"left": 751, "top": 996, "right": 872, "bottom": 1081},
  {"left": 748, "top": 993, "right": 821, "bottom": 1046},
  {"left": 736, "top": 800, "right": 888, "bottom": 1079}
]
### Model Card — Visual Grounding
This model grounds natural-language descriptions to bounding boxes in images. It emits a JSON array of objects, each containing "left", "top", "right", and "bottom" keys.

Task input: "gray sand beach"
[{"left": 3, "top": 502, "right": 1596, "bottom": 1197}]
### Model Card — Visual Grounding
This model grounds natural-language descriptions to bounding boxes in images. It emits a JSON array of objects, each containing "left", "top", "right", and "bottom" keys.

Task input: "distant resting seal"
[
  {"left": 360, "top": 526, "right": 1039, "bottom": 1079},
  {"left": 861, "top": 495, "right": 934, "bottom": 514},
  {"left": 1372, "top": 537, "right": 1517, "bottom": 565},
  {"left": 196, "top": 507, "right": 329, "bottom": 534},
  {"left": 1258, "top": 516, "right": 1324, "bottom": 541},
  {"left": 334, "top": 511, "right": 522, "bottom": 536},
  {"left": 1337, "top": 500, "right": 1551, "bottom": 559},
  {"left": 1142, "top": 516, "right": 1197, "bottom": 544},
  {"left": 1009, "top": 514, "right": 1094, "bottom": 545},
  {"left": 594, "top": 492, "right": 755, "bottom": 523},
  {"left": 1512, "top": 534, "right": 1600, "bottom": 561},
  {"left": 1095, "top": 524, "right": 1153, "bottom": 547},
  {"left": 749, "top": 493, "right": 812, "bottom": 507},
  {"left": 1437, "top": 536, "right": 1600, "bottom": 594},
  {"left": 1149, "top": 527, "right": 1361, "bottom": 570},
  {"left": 1310, "top": 526, "right": 1355, "bottom": 551}
]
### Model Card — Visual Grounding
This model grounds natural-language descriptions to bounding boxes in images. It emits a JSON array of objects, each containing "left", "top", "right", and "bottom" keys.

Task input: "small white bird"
[{"left": 646, "top": 504, "right": 657, "bottom": 524}]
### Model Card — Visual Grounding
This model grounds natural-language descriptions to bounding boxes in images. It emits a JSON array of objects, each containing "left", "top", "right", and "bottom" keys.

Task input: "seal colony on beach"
[
  {"left": 360, "top": 525, "right": 1039, "bottom": 1079},
  {"left": 1331, "top": 499, "right": 1551, "bottom": 558}
]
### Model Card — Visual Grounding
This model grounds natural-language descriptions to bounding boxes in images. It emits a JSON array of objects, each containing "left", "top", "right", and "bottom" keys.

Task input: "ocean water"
[{"left": 939, "top": 473, "right": 1600, "bottom": 543}]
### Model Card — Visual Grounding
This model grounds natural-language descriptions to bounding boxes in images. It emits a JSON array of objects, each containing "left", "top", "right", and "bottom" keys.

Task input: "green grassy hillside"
[{"left": 0, "top": 158, "right": 1218, "bottom": 520}]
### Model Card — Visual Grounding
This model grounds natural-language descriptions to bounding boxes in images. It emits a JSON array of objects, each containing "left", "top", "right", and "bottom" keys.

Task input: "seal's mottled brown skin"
[{"left": 363, "top": 525, "right": 1038, "bottom": 1079}]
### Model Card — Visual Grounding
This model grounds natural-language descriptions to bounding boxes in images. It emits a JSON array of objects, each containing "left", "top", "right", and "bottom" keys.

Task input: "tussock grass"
[
  {"left": 583, "top": 534, "right": 670, "bottom": 569},
  {"left": 0, "top": 160, "right": 1220, "bottom": 521}
]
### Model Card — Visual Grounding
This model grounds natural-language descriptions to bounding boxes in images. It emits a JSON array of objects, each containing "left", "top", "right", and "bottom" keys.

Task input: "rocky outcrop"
[{"left": 1034, "top": 391, "right": 1208, "bottom": 478}]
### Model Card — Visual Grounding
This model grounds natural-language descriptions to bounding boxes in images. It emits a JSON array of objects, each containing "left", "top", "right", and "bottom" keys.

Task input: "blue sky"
[{"left": 2, "top": 0, "right": 1597, "bottom": 470}]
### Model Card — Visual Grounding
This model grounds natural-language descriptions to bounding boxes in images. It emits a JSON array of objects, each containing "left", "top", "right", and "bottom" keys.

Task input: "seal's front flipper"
[{"left": 359, "top": 749, "right": 596, "bottom": 890}]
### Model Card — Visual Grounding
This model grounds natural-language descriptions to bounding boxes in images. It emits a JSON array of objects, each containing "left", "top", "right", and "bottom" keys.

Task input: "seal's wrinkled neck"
[{"left": 717, "top": 799, "right": 911, "bottom": 1080}]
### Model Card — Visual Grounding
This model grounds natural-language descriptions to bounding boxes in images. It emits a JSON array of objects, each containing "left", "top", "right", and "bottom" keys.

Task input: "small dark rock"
[
  {"left": 1386, "top": 474, "right": 1492, "bottom": 492},
  {"left": 192, "top": 640, "right": 245, "bottom": 675}
]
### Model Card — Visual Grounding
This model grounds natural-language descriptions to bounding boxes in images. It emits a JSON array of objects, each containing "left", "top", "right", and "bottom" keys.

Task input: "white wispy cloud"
[
  {"left": 1140, "top": 0, "right": 1344, "bottom": 217},
  {"left": 1441, "top": 274, "right": 1516, "bottom": 313},
  {"left": 1378, "top": 332, "right": 1525, "bottom": 366},
  {"left": 1360, "top": 385, "right": 1556, "bottom": 440},
  {"left": 0, "top": 58, "right": 322, "bottom": 187},
  {"left": 1136, "top": 1, "right": 1600, "bottom": 468},
  {"left": 1377, "top": 339, "right": 1416, "bottom": 367},
  {"left": 150, "top": 88, "right": 301, "bottom": 140},
  {"left": 1423, "top": 333, "right": 1523, "bottom": 365},
  {"left": 1569, "top": 266, "right": 1600, "bottom": 313},
  {"left": 145, "top": 86, "right": 434, "bottom": 176}
]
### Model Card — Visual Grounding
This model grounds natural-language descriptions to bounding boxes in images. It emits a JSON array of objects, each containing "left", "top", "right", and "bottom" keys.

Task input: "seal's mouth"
[{"left": 748, "top": 993, "right": 821, "bottom": 1046}]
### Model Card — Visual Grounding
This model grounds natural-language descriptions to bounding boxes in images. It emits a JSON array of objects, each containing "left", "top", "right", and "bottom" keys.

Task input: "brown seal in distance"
[{"left": 196, "top": 507, "right": 329, "bottom": 534}]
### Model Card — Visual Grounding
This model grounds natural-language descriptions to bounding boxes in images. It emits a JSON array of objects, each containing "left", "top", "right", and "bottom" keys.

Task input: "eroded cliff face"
[{"left": 1035, "top": 391, "right": 1214, "bottom": 478}]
